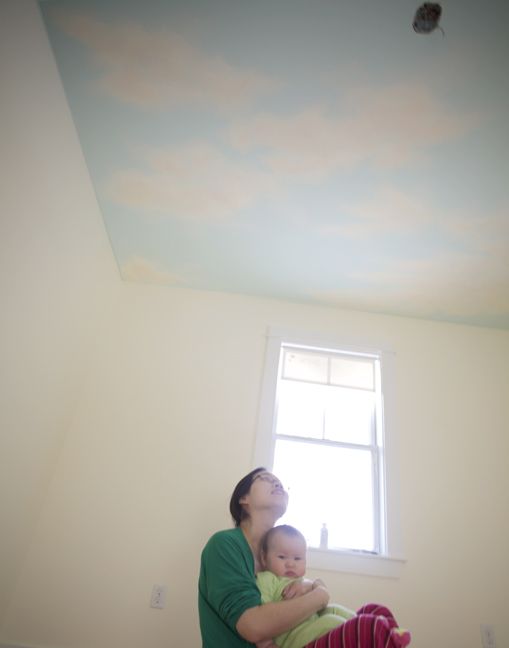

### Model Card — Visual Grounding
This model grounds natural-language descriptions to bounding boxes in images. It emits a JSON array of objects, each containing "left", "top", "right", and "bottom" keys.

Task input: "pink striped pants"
[{"left": 303, "top": 604, "right": 411, "bottom": 648}]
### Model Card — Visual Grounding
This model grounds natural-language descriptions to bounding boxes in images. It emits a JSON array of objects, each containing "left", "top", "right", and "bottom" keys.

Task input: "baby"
[{"left": 256, "top": 525, "right": 411, "bottom": 648}]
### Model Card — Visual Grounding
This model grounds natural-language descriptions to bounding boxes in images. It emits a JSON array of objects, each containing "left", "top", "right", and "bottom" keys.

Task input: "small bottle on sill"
[{"left": 319, "top": 523, "right": 328, "bottom": 549}]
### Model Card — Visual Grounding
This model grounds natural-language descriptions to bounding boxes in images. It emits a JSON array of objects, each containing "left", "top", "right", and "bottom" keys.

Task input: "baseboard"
[{"left": 0, "top": 639, "right": 61, "bottom": 648}]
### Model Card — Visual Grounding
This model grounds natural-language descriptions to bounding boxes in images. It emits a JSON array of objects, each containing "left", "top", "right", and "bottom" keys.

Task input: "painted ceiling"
[{"left": 40, "top": 0, "right": 509, "bottom": 329}]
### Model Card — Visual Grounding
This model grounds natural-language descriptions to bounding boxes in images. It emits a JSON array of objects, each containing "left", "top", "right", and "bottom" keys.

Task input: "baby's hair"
[{"left": 261, "top": 524, "right": 307, "bottom": 556}]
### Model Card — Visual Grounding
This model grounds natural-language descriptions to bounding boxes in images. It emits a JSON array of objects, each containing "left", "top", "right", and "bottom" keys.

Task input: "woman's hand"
[
  {"left": 282, "top": 578, "right": 314, "bottom": 600},
  {"left": 310, "top": 582, "right": 330, "bottom": 610}
]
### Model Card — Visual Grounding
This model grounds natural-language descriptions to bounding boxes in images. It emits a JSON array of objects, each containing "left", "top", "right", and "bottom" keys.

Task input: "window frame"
[{"left": 254, "top": 327, "right": 406, "bottom": 578}]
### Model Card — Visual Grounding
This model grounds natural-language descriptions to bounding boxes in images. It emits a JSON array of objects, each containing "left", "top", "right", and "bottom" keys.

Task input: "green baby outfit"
[{"left": 256, "top": 571, "right": 356, "bottom": 648}]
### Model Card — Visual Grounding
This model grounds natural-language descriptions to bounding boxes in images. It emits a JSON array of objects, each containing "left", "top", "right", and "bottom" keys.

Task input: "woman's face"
[{"left": 240, "top": 471, "right": 288, "bottom": 519}]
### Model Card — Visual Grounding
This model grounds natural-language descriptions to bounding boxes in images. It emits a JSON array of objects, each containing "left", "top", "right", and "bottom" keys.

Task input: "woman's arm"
[{"left": 236, "top": 584, "right": 329, "bottom": 643}]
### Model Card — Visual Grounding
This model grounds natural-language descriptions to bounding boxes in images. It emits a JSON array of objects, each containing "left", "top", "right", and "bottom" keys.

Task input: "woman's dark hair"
[{"left": 229, "top": 467, "right": 266, "bottom": 527}]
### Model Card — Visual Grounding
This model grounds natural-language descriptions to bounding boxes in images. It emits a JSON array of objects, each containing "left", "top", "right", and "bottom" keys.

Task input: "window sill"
[{"left": 307, "top": 547, "right": 406, "bottom": 579}]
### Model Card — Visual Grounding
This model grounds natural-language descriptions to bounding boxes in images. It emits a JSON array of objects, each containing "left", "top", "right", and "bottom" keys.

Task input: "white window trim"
[{"left": 254, "top": 327, "right": 406, "bottom": 579}]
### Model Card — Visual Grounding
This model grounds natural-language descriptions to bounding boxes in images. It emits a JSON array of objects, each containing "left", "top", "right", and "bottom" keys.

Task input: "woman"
[
  {"left": 198, "top": 468, "right": 409, "bottom": 648},
  {"left": 198, "top": 467, "right": 328, "bottom": 647}
]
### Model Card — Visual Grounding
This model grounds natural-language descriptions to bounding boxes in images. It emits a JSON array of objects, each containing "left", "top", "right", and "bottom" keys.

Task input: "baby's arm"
[{"left": 282, "top": 578, "right": 323, "bottom": 600}]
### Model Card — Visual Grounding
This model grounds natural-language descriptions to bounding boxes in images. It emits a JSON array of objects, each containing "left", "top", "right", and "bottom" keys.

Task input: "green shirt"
[{"left": 199, "top": 528, "right": 262, "bottom": 648}]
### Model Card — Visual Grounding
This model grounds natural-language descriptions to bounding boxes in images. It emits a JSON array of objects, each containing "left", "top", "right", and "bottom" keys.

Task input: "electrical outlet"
[
  {"left": 480, "top": 624, "right": 496, "bottom": 648},
  {"left": 150, "top": 584, "right": 167, "bottom": 609}
]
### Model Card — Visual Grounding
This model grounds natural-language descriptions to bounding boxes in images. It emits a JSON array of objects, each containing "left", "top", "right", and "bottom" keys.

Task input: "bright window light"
[{"left": 270, "top": 343, "right": 385, "bottom": 554}]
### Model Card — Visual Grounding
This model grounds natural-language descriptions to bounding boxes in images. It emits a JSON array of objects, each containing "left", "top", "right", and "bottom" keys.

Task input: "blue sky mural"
[{"left": 40, "top": 0, "right": 509, "bottom": 328}]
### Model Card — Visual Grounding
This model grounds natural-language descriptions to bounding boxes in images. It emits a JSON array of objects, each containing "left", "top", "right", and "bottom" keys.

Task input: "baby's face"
[{"left": 263, "top": 532, "right": 307, "bottom": 579}]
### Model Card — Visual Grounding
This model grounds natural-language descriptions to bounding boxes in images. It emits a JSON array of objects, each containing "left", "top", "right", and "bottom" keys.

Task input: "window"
[{"left": 254, "top": 329, "right": 405, "bottom": 578}]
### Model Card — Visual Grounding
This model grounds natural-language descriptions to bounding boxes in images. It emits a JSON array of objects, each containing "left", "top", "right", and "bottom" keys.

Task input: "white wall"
[
  {"left": 0, "top": 0, "right": 119, "bottom": 626},
  {"left": 2, "top": 283, "right": 509, "bottom": 648}
]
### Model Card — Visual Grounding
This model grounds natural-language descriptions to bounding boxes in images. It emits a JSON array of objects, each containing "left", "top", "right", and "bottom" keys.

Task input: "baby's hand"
[
  {"left": 282, "top": 578, "right": 314, "bottom": 599},
  {"left": 255, "top": 640, "right": 278, "bottom": 648}
]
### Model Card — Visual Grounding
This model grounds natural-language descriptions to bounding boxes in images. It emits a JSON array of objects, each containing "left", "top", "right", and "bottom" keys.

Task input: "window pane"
[
  {"left": 276, "top": 380, "right": 324, "bottom": 439},
  {"left": 324, "top": 386, "right": 374, "bottom": 445},
  {"left": 282, "top": 349, "right": 328, "bottom": 383},
  {"left": 273, "top": 439, "right": 375, "bottom": 552},
  {"left": 330, "top": 356, "right": 375, "bottom": 390}
]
